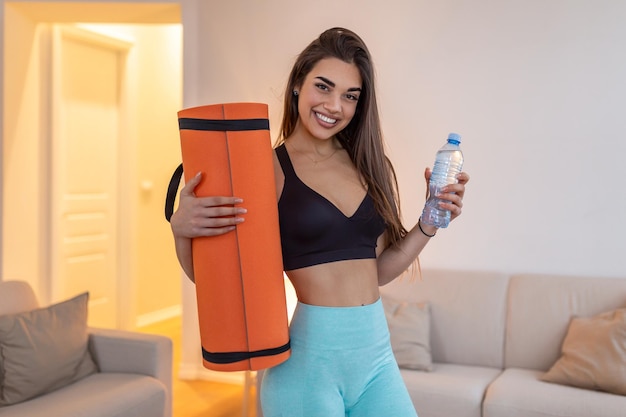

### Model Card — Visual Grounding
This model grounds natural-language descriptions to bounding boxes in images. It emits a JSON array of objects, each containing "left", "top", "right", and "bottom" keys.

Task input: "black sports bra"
[{"left": 276, "top": 144, "right": 386, "bottom": 271}]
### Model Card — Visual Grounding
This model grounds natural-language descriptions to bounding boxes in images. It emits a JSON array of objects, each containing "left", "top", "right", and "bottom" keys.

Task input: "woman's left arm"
[{"left": 376, "top": 170, "right": 470, "bottom": 285}]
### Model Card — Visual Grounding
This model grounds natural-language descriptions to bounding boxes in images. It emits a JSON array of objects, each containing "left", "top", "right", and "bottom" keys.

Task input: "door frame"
[{"left": 46, "top": 24, "right": 135, "bottom": 329}]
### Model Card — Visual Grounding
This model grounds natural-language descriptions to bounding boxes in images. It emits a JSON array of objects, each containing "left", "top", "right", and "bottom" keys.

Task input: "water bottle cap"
[{"left": 447, "top": 132, "right": 461, "bottom": 145}]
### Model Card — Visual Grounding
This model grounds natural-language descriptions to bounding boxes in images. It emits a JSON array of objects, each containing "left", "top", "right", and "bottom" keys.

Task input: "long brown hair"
[{"left": 276, "top": 27, "right": 408, "bottom": 250}]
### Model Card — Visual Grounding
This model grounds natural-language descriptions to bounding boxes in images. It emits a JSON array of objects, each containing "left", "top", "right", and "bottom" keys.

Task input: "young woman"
[{"left": 171, "top": 27, "right": 469, "bottom": 417}]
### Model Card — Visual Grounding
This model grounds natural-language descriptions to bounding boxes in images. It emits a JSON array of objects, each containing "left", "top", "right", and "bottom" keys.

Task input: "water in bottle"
[{"left": 421, "top": 133, "right": 464, "bottom": 228}]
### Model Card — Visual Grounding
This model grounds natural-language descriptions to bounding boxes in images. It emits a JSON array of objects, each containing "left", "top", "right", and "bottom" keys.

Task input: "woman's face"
[{"left": 294, "top": 57, "right": 362, "bottom": 141}]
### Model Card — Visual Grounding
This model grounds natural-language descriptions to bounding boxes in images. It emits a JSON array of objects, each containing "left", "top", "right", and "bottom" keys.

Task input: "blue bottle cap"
[{"left": 447, "top": 132, "right": 461, "bottom": 144}]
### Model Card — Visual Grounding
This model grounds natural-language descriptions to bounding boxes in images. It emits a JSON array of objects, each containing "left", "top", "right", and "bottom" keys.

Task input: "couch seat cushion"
[
  {"left": 401, "top": 363, "right": 502, "bottom": 417},
  {"left": 484, "top": 368, "right": 626, "bottom": 417},
  {"left": 0, "top": 373, "right": 166, "bottom": 417}
]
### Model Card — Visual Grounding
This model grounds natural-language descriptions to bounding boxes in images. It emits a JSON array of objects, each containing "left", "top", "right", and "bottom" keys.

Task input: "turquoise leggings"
[{"left": 260, "top": 299, "right": 418, "bottom": 417}]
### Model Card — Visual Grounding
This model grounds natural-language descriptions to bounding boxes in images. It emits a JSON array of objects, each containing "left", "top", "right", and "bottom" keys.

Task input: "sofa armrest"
[
  {"left": 88, "top": 327, "right": 172, "bottom": 376},
  {"left": 88, "top": 327, "right": 173, "bottom": 417}
]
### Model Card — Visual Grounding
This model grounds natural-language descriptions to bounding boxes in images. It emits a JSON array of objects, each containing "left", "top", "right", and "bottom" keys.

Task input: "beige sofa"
[
  {"left": 379, "top": 269, "right": 626, "bottom": 417},
  {"left": 0, "top": 280, "right": 173, "bottom": 417}
]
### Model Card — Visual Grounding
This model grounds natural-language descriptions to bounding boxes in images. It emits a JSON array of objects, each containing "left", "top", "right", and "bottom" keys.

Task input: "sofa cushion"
[
  {"left": 540, "top": 308, "right": 626, "bottom": 395},
  {"left": 505, "top": 274, "right": 626, "bottom": 371},
  {"left": 0, "top": 292, "right": 98, "bottom": 405},
  {"left": 382, "top": 296, "right": 432, "bottom": 371},
  {"left": 401, "top": 363, "right": 502, "bottom": 417},
  {"left": 484, "top": 368, "right": 626, "bottom": 417},
  {"left": 380, "top": 269, "right": 509, "bottom": 368},
  {"left": 0, "top": 373, "right": 166, "bottom": 417}
]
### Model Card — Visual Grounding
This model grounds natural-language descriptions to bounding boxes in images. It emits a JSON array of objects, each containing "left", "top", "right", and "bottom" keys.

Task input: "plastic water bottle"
[{"left": 421, "top": 133, "right": 464, "bottom": 228}]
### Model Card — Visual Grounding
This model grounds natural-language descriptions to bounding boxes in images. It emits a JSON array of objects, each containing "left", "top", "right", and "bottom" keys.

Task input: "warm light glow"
[{"left": 284, "top": 273, "right": 298, "bottom": 323}]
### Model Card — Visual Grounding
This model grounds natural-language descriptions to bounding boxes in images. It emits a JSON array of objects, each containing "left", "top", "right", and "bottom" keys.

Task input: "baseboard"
[
  {"left": 135, "top": 304, "right": 182, "bottom": 328},
  {"left": 178, "top": 362, "right": 247, "bottom": 384}
]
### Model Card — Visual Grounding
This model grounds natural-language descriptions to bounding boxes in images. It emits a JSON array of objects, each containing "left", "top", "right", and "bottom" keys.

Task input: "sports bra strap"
[{"left": 275, "top": 144, "right": 296, "bottom": 177}]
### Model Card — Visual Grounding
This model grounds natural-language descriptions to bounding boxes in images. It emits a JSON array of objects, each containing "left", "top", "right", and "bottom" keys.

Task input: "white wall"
[
  {"left": 1, "top": 6, "right": 47, "bottom": 291},
  {"left": 185, "top": 0, "right": 626, "bottom": 278}
]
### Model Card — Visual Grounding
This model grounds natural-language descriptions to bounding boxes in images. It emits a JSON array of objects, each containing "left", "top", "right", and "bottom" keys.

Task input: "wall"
[
  {"left": 132, "top": 24, "right": 183, "bottom": 323},
  {"left": 2, "top": 4, "right": 46, "bottom": 291},
  {"left": 185, "top": 0, "right": 626, "bottom": 278},
  {"left": 0, "top": 1, "right": 4, "bottom": 272}
]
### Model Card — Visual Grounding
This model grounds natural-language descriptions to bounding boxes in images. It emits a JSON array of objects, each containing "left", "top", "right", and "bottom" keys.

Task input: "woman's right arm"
[{"left": 170, "top": 172, "right": 247, "bottom": 282}]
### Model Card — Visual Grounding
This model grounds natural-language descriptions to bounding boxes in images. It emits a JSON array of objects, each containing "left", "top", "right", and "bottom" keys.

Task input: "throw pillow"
[
  {"left": 0, "top": 292, "right": 98, "bottom": 405},
  {"left": 382, "top": 296, "right": 432, "bottom": 371},
  {"left": 541, "top": 307, "right": 626, "bottom": 395}
]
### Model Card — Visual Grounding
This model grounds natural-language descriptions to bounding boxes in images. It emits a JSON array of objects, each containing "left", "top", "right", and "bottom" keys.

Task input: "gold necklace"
[{"left": 288, "top": 142, "right": 339, "bottom": 165}]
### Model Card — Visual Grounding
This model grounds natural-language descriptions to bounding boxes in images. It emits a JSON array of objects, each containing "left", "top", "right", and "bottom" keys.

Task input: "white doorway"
[
  {"left": 49, "top": 25, "right": 132, "bottom": 328},
  {"left": 2, "top": 2, "right": 183, "bottom": 331}
]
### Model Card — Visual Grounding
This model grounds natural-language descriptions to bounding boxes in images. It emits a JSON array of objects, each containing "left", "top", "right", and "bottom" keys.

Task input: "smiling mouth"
[{"left": 315, "top": 112, "right": 337, "bottom": 124}]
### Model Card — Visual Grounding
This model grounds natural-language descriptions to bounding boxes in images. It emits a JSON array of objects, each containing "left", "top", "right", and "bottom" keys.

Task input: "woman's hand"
[
  {"left": 378, "top": 169, "right": 469, "bottom": 285},
  {"left": 170, "top": 172, "right": 247, "bottom": 238},
  {"left": 424, "top": 168, "right": 470, "bottom": 222}
]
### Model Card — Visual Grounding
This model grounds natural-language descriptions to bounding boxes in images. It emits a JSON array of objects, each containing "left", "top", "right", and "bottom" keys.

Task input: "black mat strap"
[
  {"left": 202, "top": 340, "right": 291, "bottom": 364},
  {"left": 166, "top": 117, "right": 269, "bottom": 222},
  {"left": 178, "top": 118, "right": 269, "bottom": 131},
  {"left": 164, "top": 163, "right": 184, "bottom": 223}
]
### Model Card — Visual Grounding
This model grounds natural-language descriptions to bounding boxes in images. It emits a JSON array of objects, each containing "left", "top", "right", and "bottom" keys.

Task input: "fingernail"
[
  {"left": 234, "top": 198, "right": 243, "bottom": 203},
  {"left": 237, "top": 208, "right": 247, "bottom": 214},
  {"left": 235, "top": 217, "right": 245, "bottom": 223}
]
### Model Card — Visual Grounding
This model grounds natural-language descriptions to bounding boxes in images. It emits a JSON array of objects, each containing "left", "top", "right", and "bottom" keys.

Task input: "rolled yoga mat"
[{"left": 177, "top": 102, "right": 290, "bottom": 371}]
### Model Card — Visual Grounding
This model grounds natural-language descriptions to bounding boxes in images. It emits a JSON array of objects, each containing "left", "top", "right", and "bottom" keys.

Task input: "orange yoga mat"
[{"left": 178, "top": 102, "right": 290, "bottom": 371}]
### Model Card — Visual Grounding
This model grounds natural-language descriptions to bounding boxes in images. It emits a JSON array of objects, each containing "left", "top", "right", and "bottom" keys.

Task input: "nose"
[{"left": 323, "top": 93, "right": 341, "bottom": 114}]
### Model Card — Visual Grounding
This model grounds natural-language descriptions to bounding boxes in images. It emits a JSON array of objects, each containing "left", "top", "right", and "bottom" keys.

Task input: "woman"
[{"left": 171, "top": 27, "right": 469, "bottom": 417}]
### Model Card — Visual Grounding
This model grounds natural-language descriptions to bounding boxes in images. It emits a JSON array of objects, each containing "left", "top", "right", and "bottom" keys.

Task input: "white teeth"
[{"left": 316, "top": 112, "right": 337, "bottom": 124}]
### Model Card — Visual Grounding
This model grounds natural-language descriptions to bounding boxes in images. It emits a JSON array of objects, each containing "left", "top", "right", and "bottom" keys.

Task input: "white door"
[{"left": 50, "top": 25, "right": 131, "bottom": 328}]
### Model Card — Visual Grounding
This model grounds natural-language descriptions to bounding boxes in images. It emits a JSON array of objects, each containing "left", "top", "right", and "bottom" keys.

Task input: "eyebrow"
[{"left": 316, "top": 76, "right": 362, "bottom": 92}]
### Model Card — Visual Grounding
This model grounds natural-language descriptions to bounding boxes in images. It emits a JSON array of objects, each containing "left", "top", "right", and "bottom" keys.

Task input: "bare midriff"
[{"left": 285, "top": 258, "right": 380, "bottom": 307}]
